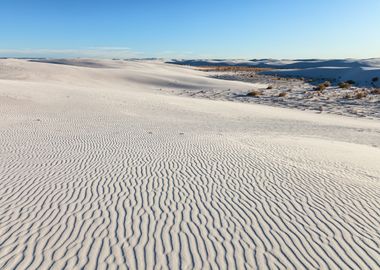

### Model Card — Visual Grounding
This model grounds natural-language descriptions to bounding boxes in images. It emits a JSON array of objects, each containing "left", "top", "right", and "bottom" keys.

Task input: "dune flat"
[{"left": 0, "top": 59, "right": 380, "bottom": 269}]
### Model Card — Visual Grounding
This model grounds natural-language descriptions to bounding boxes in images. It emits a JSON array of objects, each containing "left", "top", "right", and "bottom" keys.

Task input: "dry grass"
[
  {"left": 339, "top": 82, "right": 352, "bottom": 89},
  {"left": 314, "top": 81, "right": 331, "bottom": 91},
  {"left": 370, "top": 88, "right": 380, "bottom": 95},
  {"left": 247, "top": 90, "right": 262, "bottom": 97},
  {"left": 315, "top": 84, "right": 326, "bottom": 91},
  {"left": 196, "top": 66, "right": 272, "bottom": 72},
  {"left": 323, "top": 81, "right": 331, "bottom": 87},
  {"left": 355, "top": 91, "right": 368, "bottom": 99}
]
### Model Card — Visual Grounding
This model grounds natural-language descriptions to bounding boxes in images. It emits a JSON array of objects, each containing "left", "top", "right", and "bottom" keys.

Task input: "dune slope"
[{"left": 0, "top": 59, "right": 380, "bottom": 269}]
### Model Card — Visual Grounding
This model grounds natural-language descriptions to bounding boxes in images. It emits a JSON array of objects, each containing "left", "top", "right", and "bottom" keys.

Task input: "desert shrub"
[
  {"left": 197, "top": 66, "right": 272, "bottom": 72},
  {"left": 315, "top": 83, "right": 326, "bottom": 91},
  {"left": 370, "top": 88, "right": 380, "bottom": 95},
  {"left": 355, "top": 91, "right": 368, "bottom": 99},
  {"left": 247, "top": 90, "right": 262, "bottom": 97},
  {"left": 278, "top": 92, "right": 287, "bottom": 97},
  {"left": 338, "top": 82, "right": 352, "bottom": 89},
  {"left": 323, "top": 81, "right": 331, "bottom": 87},
  {"left": 372, "top": 77, "right": 379, "bottom": 82}
]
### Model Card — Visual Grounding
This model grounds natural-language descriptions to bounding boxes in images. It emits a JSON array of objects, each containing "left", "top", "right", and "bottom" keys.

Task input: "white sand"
[
  {"left": 170, "top": 58, "right": 380, "bottom": 86},
  {"left": 1, "top": 59, "right": 380, "bottom": 269},
  {"left": 167, "top": 59, "right": 380, "bottom": 119},
  {"left": 164, "top": 70, "right": 380, "bottom": 119}
]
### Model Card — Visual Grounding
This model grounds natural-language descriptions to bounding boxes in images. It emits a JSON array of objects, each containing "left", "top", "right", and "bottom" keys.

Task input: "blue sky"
[{"left": 1, "top": 0, "right": 379, "bottom": 59}]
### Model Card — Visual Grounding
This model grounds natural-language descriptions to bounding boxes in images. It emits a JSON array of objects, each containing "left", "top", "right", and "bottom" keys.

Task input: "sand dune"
[
  {"left": 169, "top": 58, "right": 380, "bottom": 87},
  {"left": 168, "top": 59, "right": 380, "bottom": 119},
  {"left": 1, "top": 59, "right": 380, "bottom": 269}
]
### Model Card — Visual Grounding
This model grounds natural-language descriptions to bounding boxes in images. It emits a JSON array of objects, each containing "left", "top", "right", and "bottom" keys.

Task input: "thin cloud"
[
  {"left": 0, "top": 47, "right": 143, "bottom": 59},
  {"left": 156, "top": 50, "right": 210, "bottom": 59},
  {"left": 87, "top": 46, "right": 132, "bottom": 50}
]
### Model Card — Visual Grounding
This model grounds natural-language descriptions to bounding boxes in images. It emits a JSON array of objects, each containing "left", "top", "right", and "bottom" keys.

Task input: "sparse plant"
[
  {"left": 247, "top": 90, "right": 262, "bottom": 97},
  {"left": 370, "top": 88, "right": 380, "bottom": 95},
  {"left": 338, "top": 82, "right": 352, "bottom": 89},
  {"left": 355, "top": 91, "right": 367, "bottom": 99},
  {"left": 197, "top": 66, "right": 272, "bottom": 72},
  {"left": 323, "top": 81, "right": 331, "bottom": 87},
  {"left": 315, "top": 83, "right": 327, "bottom": 91}
]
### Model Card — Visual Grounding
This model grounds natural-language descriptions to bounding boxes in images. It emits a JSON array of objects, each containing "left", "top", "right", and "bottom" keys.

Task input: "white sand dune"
[
  {"left": 169, "top": 58, "right": 380, "bottom": 86},
  {"left": 1, "top": 59, "right": 380, "bottom": 269}
]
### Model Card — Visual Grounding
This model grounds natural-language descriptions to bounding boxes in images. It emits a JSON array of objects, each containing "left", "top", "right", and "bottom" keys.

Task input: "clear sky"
[{"left": 1, "top": 0, "right": 379, "bottom": 59}]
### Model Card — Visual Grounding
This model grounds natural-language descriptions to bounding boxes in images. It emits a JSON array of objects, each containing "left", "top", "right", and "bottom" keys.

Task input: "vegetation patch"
[
  {"left": 355, "top": 91, "right": 368, "bottom": 99},
  {"left": 196, "top": 66, "right": 272, "bottom": 72},
  {"left": 247, "top": 90, "right": 262, "bottom": 97},
  {"left": 370, "top": 88, "right": 380, "bottom": 95},
  {"left": 338, "top": 82, "right": 352, "bottom": 89}
]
